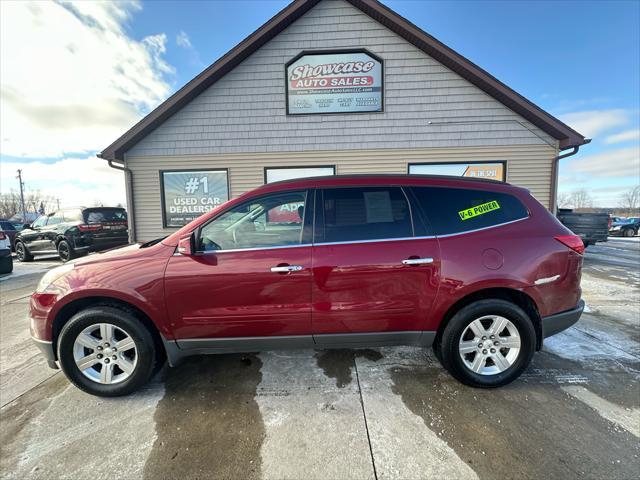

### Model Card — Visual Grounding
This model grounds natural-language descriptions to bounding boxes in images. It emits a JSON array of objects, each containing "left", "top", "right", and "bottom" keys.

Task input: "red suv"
[{"left": 30, "top": 175, "right": 584, "bottom": 396}]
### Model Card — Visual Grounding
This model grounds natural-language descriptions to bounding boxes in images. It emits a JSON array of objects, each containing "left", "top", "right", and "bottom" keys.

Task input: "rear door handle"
[
  {"left": 402, "top": 257, "right": 434, "bottom": 265},
  {"left": 270, "top": 265, "right": 304, "bottom": 273}
]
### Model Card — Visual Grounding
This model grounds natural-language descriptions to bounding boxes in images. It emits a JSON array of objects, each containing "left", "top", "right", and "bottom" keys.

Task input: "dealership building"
[{"left": 99, "top": 0, "right": 588, "bottom": 242}]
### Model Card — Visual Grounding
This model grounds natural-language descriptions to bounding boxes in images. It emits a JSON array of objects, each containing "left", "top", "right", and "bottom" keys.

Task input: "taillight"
[
  {"left": 608, "top": 218, "right": 613, "bottom": 229},
  {"left": 78, "top": 224, "right": 102, "bottom": 232},
  {"left": 555, "top": 235, "right": 585, "bottom": 255},
  {"left": 0, "top": 232, "right": 5, "bottom": 240}
]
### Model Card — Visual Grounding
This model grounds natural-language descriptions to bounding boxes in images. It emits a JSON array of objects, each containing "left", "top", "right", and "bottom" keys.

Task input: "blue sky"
[{"left": 1, "top": 0, "right": 638, "bottom": 208}]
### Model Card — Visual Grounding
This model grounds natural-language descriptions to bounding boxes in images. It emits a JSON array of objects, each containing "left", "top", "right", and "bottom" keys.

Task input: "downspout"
[
  {"left": 100, "top": 155, "right": 137, "bottom": 244},
  {"left": 550, "top": 139, "right": 591, "bottom": 214}
]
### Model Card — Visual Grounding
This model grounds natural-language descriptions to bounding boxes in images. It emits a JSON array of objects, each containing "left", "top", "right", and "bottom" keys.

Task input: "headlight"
[
  {"left": 611, "top": 226, "right": 621, "bottom": 231},
  {"left": 36, "top": 264, "right": 75, "bottom": 293}
]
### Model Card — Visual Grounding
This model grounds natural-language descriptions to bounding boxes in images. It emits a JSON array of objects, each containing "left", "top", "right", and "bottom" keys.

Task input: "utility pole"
[{"left": 16, "top": 169, "right": 27, "bottom": 222}]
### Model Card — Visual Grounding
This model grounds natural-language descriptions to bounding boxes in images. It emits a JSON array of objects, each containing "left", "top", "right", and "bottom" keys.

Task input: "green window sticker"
[{"left": 458, "top": 200, "right": 500, "bottom": 221}]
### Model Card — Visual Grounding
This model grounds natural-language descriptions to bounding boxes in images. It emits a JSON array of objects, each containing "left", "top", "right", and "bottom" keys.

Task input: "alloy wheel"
[
  {"left": 72, "top": 323, "right": 138, "bottom": 384},
  {"left": 16, "top": 243, "right": 24, "bottom": 261},
  {"left": 58, "top": 242, "right": 70, "bottom": 262},
  {"left": 458, "top": 315, "right": 521, "bottom": 375}
]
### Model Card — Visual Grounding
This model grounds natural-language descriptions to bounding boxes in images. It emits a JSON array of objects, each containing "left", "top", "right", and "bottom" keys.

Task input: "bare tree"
[
  {"left": 570, "top": 189, "right": 593, "bottom": 209},
  {"left": 0, "top": 191, "right": 21, "bottom": 219},
  {"left": 557, "top": 192, "right": 571, "bottom": 209},
  {"left": 620, "top": 185, "right": 640, "bottom": 214},
  {"left": 0, "top": 189, "right": 57, "bottom": 219}
]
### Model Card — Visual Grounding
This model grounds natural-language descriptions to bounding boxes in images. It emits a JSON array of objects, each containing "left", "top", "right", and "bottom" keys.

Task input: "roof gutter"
[
  {"left": 99, "top": 154, "right": 136, "bottom": 243},
  {"left": 550, "top": 139, "right": 592, "bottom": 214}
]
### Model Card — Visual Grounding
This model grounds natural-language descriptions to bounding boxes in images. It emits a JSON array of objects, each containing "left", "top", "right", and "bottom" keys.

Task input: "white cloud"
[
  {"left": 0, "top": 157, "right": 125, "bottom": 208},
  {"left": 569, "top": 146, "right": 640, "bottom": 178},
  {"left": 604, "top": 129, "right": 640, "bottom": 145},
  {"left": 176, "top": 30, "right": 192, "bottom": 49},
  {"left": 559, "top": 109, "right": 628, "bottom": 139},
  {"left": 0, "top": 1, "right": 173, "bottom": 158}
]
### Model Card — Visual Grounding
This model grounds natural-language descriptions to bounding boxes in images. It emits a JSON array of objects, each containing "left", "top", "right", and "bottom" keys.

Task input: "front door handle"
[
  {"left": 270, "top": 265, "right": 304, "bottom": 273},
  {"left": 402, "top": 257, "right": 434, "bottom": 265}
]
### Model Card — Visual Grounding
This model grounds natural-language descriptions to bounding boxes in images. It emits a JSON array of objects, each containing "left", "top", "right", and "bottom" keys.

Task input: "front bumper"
[
  {"left": 542, "top": 299, "right": 585, "bottom": 339},
  {"left": 31, "top": 336, "right": 59, "bottom": 369}
]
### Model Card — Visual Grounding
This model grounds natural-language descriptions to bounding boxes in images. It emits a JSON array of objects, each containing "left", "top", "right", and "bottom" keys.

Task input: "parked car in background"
[
  {"left": 29, "top": 175, "right": 584, "bottom": 397},
  {"left": 557, "top": 209, "right": 610, "bottom": 247},
  {"left": 0, "top": 228, "right": 13, "bottom": 274},
  {"left": 610, "top": 216, "right": 626, "bottom": 223},
  {"left": 609, "top": 217, "right": 640, "bottom": 237},
  {"left": 0, "top": 220, "right": 18, "bottom": 250},
  {"left": 15, "top": 207, "right": 128, "bottom": 262},
  {"left": 11, "top": 222, "right": 28, "bottom": 231}
]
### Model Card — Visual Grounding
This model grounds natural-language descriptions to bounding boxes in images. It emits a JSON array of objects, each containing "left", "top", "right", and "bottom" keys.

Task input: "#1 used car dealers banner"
[
  {"left": 161, "top": 170, "right": 229, "bottom": 227},
  {"left": 286, "top": 51, "right": 383, "bottom": 114}
]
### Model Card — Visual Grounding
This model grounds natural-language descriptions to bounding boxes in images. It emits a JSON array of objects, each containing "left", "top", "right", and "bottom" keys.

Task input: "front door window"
[{"left": 198, "top": 191, "right": 307, "bottom": 251}]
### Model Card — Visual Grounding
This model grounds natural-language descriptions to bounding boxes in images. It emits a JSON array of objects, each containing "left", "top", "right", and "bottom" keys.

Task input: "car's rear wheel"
[
  {"left": 57, "top": 239, "right": 76, "bottom": 262},
  {"left": 0, "top": 256, "right": 13, "bottom": 274},
  {"left": 14, "top": 241, "right": 33, "bottom": 262},
  {"left": 57, "top": 306, "right": 158, "bottom": 397},
  {"left": 439, "top": 299, "right": 536, "bottom": 388}
]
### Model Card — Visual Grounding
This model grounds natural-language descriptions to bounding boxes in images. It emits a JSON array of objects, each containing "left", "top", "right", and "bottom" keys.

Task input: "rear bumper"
[
  {"left": 0, "top": 249, "right": 11, "bottom": 258},
  {"left": 31, "top": 336, "right": 59, "bottom": 369},
  {"left": 542, "top": 299, "right": 585, "bottom": 339}
]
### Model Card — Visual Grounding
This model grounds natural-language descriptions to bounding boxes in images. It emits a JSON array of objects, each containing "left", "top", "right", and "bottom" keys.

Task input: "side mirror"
[{"left": 177, "top": 233, "right": 195, "bottom": 255}]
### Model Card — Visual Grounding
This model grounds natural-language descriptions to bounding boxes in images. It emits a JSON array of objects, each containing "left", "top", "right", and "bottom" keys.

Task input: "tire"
[
  {"left": 623, "top": 228, "right": 635, "bottom": 237},
  {"left": 57, "top": 306, "right": 158, "bottom": 397},
  {"left": 0, "top": 255, "right": 12, "bottom": 274},
  {"left": 438, "top": 299, "right": 536, "bottom": 388},
  {"left": 14, "top": 241, "right": 33, "bottom": 262},
  {"left": 57, "top": 239, "right": 76, "bottom": 262}
]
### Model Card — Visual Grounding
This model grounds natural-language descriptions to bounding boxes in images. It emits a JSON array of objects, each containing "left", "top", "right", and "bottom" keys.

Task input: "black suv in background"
[
  {"left": 609, "top": 217, "right": 640, "bottom": 237},
  {"left": 15, "top": 207, "right": 128, "bottom": 262}
]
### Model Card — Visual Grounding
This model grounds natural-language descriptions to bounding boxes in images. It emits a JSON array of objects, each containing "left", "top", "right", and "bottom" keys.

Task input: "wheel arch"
[
  {"left": 434, "top": 288, "right": 543, "bottom": 352},
  {"left": 51, "top": 296, "right": 166, "bottom": 362}
]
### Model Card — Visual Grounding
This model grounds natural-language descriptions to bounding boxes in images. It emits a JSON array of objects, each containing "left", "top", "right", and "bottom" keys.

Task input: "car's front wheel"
[
  {"left": 439, "top": 299, "right": 536, "bottom": 388},
  {"left": 15, "top": 241, "right": 33, "bottom": 262},
  {"left": 57, "top": 306, "right": 158, "bottom": 397},
  {"left": 623, "top": 228, "right": 635, "bottom": 237}
]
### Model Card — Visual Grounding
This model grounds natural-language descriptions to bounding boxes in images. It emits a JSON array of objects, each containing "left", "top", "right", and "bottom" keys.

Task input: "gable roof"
[{"left": 99, "top": 0, "right": 588, "bottom": 162}]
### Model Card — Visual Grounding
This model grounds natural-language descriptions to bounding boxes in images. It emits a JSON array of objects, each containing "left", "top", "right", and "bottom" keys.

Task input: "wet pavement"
[{"left": 1, "top": 239, "right": 638, "bottom": 479}]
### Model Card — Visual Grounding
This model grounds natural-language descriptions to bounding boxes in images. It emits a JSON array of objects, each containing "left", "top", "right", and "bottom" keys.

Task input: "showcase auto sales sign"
[{"left": 286, "top": 52, "right": 383, "bottom": 114}]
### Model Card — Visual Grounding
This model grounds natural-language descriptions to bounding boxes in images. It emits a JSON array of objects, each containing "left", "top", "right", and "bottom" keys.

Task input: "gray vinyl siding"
[
  {"left": 128, "top": 145, "right": 556, "bottom": 241},
  {"left": 127, "top": 0, "right": 556, "bottom": 158}
]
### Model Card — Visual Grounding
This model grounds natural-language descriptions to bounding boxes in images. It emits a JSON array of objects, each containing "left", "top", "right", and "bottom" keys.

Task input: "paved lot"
[{"left": 1, "top": 239, "right": 638, "bottom": 480}]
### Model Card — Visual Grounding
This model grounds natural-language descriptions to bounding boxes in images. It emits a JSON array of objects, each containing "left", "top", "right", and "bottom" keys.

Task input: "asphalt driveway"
[{"left": 1, "top": 239, "right": 638, "bottom": 479}]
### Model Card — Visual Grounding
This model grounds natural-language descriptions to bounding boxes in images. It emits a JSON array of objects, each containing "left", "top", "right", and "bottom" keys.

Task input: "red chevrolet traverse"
[{"left": 30, "top": 175, "right": 584, "bottom": 396}]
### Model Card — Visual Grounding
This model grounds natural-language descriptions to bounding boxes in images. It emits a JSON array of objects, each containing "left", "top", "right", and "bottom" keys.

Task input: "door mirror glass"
[{"left": 177, "top": 233, "right": 194, "bottom": 255}]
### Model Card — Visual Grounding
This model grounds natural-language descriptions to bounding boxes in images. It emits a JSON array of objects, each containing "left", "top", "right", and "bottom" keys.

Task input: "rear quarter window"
[{"left": 411, "top": 186, "right": 529, "bottom": 235}]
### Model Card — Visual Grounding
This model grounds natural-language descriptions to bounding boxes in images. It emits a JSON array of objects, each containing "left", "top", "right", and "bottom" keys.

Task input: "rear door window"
[
  {"left": 411, "top": 186, "right": 528, "bottom": 235},
  {"left": 84, "top": 209, "right": 127, "bottom": 224},
  {"left": 317, "top": 187, "right": 413, "bottom": 243}
]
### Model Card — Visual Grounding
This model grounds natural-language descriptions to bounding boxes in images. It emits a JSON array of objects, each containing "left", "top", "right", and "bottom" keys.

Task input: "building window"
[
  {"left": 265, "top": 166, "right": 335, "bottom": 184},
  {"left": 160, "top": 170, "right": 229, "bottom": 228},
  {"left": 408, "top": 162, "right": 506, "bottom": 182}
]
